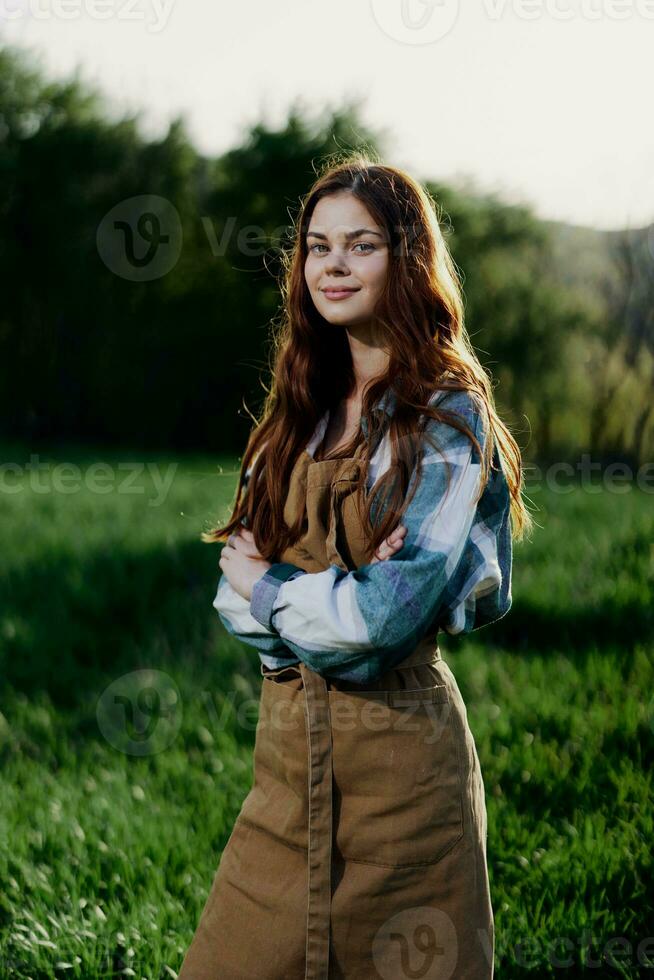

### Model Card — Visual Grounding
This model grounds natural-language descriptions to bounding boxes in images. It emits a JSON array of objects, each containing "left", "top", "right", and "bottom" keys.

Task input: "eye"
[{"left": 307, "top": 242, "right": 376, "bottom": 254}]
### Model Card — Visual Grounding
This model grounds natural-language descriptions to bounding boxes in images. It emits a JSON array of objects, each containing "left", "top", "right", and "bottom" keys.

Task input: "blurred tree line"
[{"left": 1, "top": 44, "right": 652, "bottom": 464}]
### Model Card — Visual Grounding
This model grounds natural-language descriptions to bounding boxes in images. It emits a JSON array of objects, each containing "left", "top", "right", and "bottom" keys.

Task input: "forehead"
[{"left": 307, "top": 192, "right": 382, "bottom": 237}]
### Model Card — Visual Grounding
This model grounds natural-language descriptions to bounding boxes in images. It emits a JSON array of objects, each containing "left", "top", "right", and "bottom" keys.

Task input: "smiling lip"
[{"left": 322, "top": 287, "right": 360, "bottom": 300}]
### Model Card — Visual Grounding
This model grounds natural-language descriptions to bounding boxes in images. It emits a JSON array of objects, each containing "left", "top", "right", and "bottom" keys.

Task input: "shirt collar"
[
  {"left": 360, "top": 388, "right": 396, "bottom": 439},
  {"left": 364, "top": 387, "right": 448, "bottom": 432},
  {"left": 371, "top": 386, "right": 449, "bottom": 417},
  {"left": 370, "top": 387, "right": 397, "bottom": 417}
]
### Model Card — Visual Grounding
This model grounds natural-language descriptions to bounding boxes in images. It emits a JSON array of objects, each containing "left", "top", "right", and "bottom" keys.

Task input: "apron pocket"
[{"left": 328, "top": 681, "right": 464, "bottom": 868}]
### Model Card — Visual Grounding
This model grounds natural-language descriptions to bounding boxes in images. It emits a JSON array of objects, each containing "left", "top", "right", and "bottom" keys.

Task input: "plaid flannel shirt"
[{"left": 213, "top": 387, "right": 513, "bottom": 684}]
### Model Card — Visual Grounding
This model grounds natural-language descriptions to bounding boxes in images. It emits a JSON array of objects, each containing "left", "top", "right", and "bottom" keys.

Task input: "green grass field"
[{"left": 1, "top": 441, "right": 652, "bottom": 978}]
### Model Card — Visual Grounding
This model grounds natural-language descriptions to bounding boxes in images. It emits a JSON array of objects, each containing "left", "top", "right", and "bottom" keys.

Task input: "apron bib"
[{"left": 178, "top": 446, "right": 495, "bottom": 980}]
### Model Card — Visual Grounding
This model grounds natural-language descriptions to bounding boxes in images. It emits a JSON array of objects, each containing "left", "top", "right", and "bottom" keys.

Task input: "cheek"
[
  {"left": 361, "top": 255, "right": 389, "bottom": 294},
  {"left": 304, "top": 256, "right": 320, "bottom": 289}
]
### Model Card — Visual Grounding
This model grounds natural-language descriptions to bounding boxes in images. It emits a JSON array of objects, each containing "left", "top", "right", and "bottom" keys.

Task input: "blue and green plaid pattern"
[{"left": 213, "top": 388, "right": 513, "bottom": 683}]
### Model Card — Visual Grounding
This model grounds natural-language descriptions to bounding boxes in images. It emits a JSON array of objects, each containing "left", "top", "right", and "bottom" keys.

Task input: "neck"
[{"left": 344, "top": 327, "right": 390, "bottom": 403}]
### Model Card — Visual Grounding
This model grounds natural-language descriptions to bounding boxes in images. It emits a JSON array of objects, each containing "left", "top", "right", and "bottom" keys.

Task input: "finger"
[
  {"left": 385, "top": 530, "right": 406, "bottom": 549},
  {"left": 229, "top": 529, "right": 261, "bottom": 558},
  {"left": 377, "top": 532, "right": 405, "bottom": 560},
  {"left": 240, "top": 528, "right": 262, "bottom": 553},
  {"left": 371, "top": 527, "right": 407, "bottom": 564},
  {"left": 370, "top": 542, "right": 387, "bottom": 563},
  {"left": 243, "top": 538, "right": 263, "bottom": 558}
]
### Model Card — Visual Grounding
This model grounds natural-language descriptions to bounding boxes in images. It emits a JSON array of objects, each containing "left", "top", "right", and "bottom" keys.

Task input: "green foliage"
[
  {"left": 0, "top": 445, "right": 652, "bottom": 977},
  {"left": 2, "top": 45, "right": 652, "bottom": 463},
  {"left": 0, "top": 46, "right": 382, "bottom": 453}
]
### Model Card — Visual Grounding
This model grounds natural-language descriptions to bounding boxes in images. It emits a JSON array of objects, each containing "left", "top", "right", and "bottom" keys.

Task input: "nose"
[{"left": 324, "top": 248, "right": 350, "bottom": 275}]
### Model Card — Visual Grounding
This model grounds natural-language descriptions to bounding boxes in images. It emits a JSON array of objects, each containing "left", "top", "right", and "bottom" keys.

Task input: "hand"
[
  {"left": 370, "top": 524, "right": 407, "bottom": 564},
  {"left": 219, "top": 527, "right": 272, "bottom": 602},
  {"left": 237, "top": 524, "right": 407, "bottom": 564},
  {"left": 219, "top": 523, "right": 408, "bottom": 601}
]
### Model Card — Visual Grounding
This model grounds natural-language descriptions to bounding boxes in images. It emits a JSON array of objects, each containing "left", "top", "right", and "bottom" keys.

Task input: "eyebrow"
[{"left": 306, "top": 228, "right": 385, "bottom": 241}]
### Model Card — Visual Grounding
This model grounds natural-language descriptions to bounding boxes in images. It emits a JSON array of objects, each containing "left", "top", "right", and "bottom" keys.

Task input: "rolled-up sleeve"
[
  {"left": 212, "top": 446, "right": 294, "bottom": 655},
  {"left": 213, "top": 573, "right": 294, "bottom": 654}
]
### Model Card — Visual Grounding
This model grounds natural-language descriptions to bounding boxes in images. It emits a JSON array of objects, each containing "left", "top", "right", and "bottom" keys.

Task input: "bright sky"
[{"left": 2, "top": 0, "right": 653, "bottom": 230}]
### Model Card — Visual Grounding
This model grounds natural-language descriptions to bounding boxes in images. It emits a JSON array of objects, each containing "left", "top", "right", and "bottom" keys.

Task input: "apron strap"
[
  {"left": 294, "top": 632, "right": 442, "bottom": 978},
  {"left": 298, "top": 661, "right": 333, "bottom": 980}
]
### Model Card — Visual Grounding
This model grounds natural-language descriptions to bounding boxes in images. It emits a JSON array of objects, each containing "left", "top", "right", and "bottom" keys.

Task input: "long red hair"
[{"left": 201, "top": 153, "right": 534, "bottom": 559}]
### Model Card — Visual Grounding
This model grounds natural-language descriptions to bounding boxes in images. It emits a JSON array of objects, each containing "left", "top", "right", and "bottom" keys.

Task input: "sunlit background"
[{"left": 4, "top": 0, "right": 654, "bottom": 228}]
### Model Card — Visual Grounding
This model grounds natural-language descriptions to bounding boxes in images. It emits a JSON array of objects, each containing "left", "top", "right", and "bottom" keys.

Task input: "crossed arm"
[{"left": 214, "top": 394, "right": 499, "bottom": 683}]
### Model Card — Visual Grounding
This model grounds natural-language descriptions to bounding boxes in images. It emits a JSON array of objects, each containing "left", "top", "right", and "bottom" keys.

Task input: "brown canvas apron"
[{"left": 178, "top": 445, "right": 495, "bottom": 979}]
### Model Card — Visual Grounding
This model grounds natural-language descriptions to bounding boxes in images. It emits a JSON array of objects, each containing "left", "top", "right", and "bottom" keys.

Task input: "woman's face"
[{"left": 304, "top": 191, "right": 390, "bottom": 334}]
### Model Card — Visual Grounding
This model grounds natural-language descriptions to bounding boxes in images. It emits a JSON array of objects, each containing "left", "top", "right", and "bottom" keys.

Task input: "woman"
[{"left": 178, "top": 156, "right": 532, "bottom": 980}]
